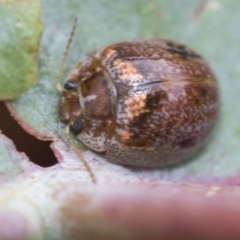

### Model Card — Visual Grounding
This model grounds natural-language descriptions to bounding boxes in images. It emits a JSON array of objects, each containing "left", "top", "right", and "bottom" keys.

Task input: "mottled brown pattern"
[
  {"left": 59, "top": 39, "right": 220, "bottom": 167},
  {"left": 81, "top": 69, "right": 111, "bottom": 119},
  {"left": 58, "top": 80, "right": 80, "bottom": 126}
]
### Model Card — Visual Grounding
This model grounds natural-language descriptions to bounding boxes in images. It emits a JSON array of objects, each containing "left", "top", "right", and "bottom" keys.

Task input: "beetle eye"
[
  {"left": 64, "top": 80, "right": 76, "bottom": 90},
  {"left": 71, "top": 118, "right": 83, "bottom": 134}
]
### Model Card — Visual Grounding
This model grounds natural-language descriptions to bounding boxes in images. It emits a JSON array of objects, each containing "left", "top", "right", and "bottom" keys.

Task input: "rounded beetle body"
[{"left": 59, "top": 39, "right": 219, "bottom": 167}]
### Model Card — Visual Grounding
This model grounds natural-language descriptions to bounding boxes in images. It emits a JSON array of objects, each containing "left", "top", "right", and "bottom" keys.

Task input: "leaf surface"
[
  {"left": 1, "top": 1, "right": 240, "bottom": 239},
  {"left": 8, "top": 0, "right": 240, "bottom": 182},
  {"left": 0, "top": 0, "right": 42, "bottom": 99}
]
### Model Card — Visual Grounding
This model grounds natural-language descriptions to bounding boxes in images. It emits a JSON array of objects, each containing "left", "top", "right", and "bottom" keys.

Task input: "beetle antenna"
[
  {"left": 56, "top": 17, "right": 78, "bottom": 92},
  {"left": 56, "top": 18, "right": 96, "bottom": 183},
  {"left": 65, "top": 125, "right": 97, "bottom": 184}
]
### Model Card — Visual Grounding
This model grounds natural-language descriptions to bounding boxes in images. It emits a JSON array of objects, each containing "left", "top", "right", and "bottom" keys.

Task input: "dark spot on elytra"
[
  {"left": 168, "top": 48, "right": 201, "bottom": 59},
  {"left": 195, "top": 98, "right": 200, "bottom": 104},
  {"left": 129, "top": 90, "right": 166, "bottom": 128},
  {"left": 166, "top": 41, "right": 174, "bottom": 48},
  {"left": 180, "top": 138, "right": 196, "bottom": 148},
  {"left": 167, "top": 41, "right": 186, "bottom": 51},
  {"left": 166, "top": 42, "right": 202, "bottom": 59},
  {"left": 177, "top": 45, "right": 186, "bottom": 50},
  {"left": 201, "top": 89, "right": 208, "bottom": 96},
  {"left": 146, "top": 92, "right": 162, "bottom": 109},
  {"left": 130, "top": 112, "right": 151, "bottom": 129}
]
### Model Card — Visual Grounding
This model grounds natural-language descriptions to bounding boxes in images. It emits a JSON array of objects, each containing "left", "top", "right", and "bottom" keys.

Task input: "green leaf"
[
  {"left": 1, "top": 2, "right": 240, "bottom": 239},
  {"left": 7, "top": 0, "right": 240, "bottom": 182},
  {"left": 0, "top": 0, "right": 42, "bottom": 100}
]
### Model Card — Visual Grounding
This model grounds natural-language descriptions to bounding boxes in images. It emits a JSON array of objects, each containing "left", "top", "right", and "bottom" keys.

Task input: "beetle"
[{"left": 59, "top": 39, "right": 219, "bottom": 167}]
